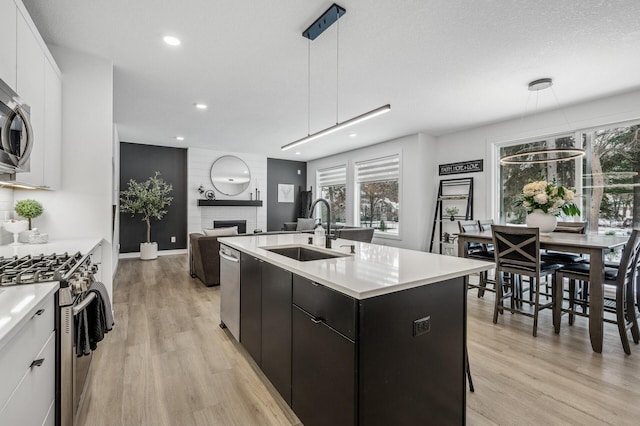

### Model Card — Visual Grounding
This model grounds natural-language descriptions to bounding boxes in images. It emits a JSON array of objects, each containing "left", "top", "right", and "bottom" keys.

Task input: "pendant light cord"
[
  {"left": 336, "top": 16, "right": 340, "bottom": 125},
  {"left": 307, "top": 39, "right": 311, "bottom": 136}
]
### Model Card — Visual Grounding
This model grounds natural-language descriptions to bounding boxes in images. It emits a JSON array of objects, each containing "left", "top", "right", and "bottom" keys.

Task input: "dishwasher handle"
[{"left": 219, "top": 251, "right": 240, "bottom": 263}]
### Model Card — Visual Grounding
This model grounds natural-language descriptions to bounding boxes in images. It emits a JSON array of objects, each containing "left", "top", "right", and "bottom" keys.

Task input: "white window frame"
[
  {"left": 353, "top": 154, "right": 401, "bottom": 239},
  {"left": 316, "top": 164, "right": 348, "bottom": 225},
  {"left": 492, "top": 118, "right": 640, "bottom": 231}
]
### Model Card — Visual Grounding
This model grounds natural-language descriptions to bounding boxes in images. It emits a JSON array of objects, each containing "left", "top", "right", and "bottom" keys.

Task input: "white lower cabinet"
[
  {"left": 0, "top": 291, "right": 56, "bottom": 426},
  {"left": 0, "top": 332, "right": 55, "bottom": 426}
]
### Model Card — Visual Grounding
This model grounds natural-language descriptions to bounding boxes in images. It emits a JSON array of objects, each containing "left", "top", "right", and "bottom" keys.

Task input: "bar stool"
[
  {"left": 458, "top": 220, "right": 494, "bottom": 297},
  {"left": 555, "top": 229, "right": 640, "bottom": 354},
  {"left": 491, "top": 225, "right": 561, "bottom": 336}
]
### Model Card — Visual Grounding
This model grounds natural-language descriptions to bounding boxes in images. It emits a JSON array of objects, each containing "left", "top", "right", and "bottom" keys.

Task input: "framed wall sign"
[
  {"left": 439, "top": 159, "right": 483, "bottom": 176},
  {"left": 278, "top": 184, "right": 294, "bottom": 203}
]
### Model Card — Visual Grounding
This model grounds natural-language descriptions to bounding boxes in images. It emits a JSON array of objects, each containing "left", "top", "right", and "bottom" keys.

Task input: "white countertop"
[
  {"left": 0, "top": 282, "right": 58, "bottom": 352},
  {"left": 0, "top": 238, "right": 103, "bottom": 350},
  {"left": 219, "top": 233, "right": 493, "bottom": 299},
  {"left": 0, "top": 238, "right": 102, "bottom": 259}
]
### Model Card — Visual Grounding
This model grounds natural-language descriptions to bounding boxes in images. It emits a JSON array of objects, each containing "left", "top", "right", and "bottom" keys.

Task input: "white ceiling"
[{"left": 23, "top": 0, "right": 640, "bottom": 161}]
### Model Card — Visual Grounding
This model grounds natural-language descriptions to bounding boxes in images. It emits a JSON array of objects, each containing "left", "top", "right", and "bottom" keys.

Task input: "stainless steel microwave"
[{"left": 0, "top": 77, "right": 32, "bottom": 174}]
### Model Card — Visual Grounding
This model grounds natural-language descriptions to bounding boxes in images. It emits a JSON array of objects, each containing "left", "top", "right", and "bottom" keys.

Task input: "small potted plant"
[
  {"left": 15, "top": 199, "right": 44, "bottom": 230},
  {"left": 120, "top": 172, "right": 173, "bottom": 260},
  {"left": 445, "top": 206, "right": 459, "bottom": 221}
]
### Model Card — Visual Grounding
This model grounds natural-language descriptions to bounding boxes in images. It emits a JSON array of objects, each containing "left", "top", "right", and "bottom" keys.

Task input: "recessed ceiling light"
[
  {"left": 175, "top": 136, "right": 185, "bottom": 141},
  {"left": 295, "top": 151, "right": 301, "bottom": 155},
  {"left": 194, "top": 103, "right": 208, "bottom": 110},
  {"left": 348, "top": 133, "right": 357, "bottom": 138},
  {"left": 163, "top": 35, "right": 181, "bottom": 46}
]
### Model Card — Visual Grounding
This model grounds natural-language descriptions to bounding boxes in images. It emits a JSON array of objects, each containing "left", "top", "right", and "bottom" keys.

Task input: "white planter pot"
[
  {"left": 525, "top": 209, "right": 557, "bottom": 234},
  {"left": 140, "top": 242, "right": 158, "bottom": 260}
]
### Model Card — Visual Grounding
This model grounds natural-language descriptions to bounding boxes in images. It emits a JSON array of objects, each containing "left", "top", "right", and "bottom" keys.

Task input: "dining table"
[{"left": 457, "top": 229, "right": 629, "bottom": 353}]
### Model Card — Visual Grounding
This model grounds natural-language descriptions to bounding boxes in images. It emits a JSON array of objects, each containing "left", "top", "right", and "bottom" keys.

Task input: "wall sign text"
[{"left": 439, "top": 159, "right": 483, "bottom": 176}]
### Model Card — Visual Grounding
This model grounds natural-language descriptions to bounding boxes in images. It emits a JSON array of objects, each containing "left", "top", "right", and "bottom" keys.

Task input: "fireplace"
[{"left": 214, "top": 220, "right": 247, "bottom": 234}]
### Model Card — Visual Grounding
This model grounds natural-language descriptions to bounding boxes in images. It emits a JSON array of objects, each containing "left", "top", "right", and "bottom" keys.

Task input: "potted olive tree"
[{"left": 120, "top": 172, "right": 173, "bottom": 260}]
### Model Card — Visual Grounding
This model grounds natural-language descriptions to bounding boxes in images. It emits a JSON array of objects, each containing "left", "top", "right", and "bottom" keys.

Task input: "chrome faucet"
[{"left": 308, "top": 198, "right": 336, "bottom": 249}]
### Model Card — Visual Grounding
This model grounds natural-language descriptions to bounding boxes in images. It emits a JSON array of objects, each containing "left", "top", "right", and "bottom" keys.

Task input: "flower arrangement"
[{"left": 515, "top": 179, "right": 580, "bottom": 217}]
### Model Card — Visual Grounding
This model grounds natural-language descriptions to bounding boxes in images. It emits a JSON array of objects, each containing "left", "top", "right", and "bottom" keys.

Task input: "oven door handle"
[{"left": 72, "top": 292, "right": 96, "bottom": 316}]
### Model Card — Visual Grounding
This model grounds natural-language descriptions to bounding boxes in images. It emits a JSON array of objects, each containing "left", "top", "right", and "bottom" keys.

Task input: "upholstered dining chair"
[
  {"left": 555, "top": 229, "right": 640, "bottom": 354},
  {"left": 491, "top": 225, "right": 561, "bottom": 336},
  {"left": 458, "top": 220, "right": 494, "bottom": 297}
]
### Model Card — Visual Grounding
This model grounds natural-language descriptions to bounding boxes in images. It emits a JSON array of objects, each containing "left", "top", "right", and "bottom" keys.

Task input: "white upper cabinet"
[
  {"left": 16, "top": 9, "right": 45, "bottom": 187},
  {"left": 43, "top": 59, "right": 61, "bottom": 190},
  {"left": 0, "top": 0, "right": 17, "bottom": 89}
]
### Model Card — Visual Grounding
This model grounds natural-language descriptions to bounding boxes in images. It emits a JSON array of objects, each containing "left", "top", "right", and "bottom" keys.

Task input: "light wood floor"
[{"left": 78, "top": 255, "right": 639, "bottom": 426}]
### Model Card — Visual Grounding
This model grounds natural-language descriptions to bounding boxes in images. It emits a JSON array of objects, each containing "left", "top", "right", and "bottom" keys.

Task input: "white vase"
[
  {"left": 3, "top": 220, "right": 28, "bottom": 245},
  {"left": 526, "top": 209, "right": 557, "bottom": 234},
  {"left": 140, "top": 242, "right": 158, "bottom": 260}
]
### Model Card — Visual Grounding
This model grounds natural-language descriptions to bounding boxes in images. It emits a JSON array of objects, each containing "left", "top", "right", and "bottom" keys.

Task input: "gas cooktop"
[{"left": 0, "top": 252, "right": 84, "bottom": 286}]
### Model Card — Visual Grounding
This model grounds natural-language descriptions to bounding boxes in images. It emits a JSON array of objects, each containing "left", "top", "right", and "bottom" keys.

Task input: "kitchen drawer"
[
  {"left": 0, "top": 331, "right": 56, "bottom": 426},
  {"left": 0, "top": 293, "right": 55, "bottom": 408},
  {"left": 292, "top": 275, "right": 357, "bottom": 340}
]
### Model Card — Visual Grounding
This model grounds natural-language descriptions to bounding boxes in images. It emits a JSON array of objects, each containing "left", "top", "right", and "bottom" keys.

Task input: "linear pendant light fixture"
[
  {"left": 281, "top": 4, "right": 391, "bottom": 152},
  {"left": 282, "top": 104, "right": 391, "bottom": 151}
]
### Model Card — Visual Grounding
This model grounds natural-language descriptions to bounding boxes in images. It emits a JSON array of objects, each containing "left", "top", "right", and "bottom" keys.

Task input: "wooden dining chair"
[
  {"left": 491, "top": 225, "right": 561, "bottom": 336},
  {"left": 458, "top": 220, "right": 494, "bottom": 297},
  {"left": 554, "top": 229, "right": 640, "bottom": 354}
]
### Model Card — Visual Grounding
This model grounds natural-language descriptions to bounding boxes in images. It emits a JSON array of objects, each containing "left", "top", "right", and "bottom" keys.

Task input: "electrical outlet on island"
[{"left": 171, "top": 236, "right": 176, "bottom": 243}]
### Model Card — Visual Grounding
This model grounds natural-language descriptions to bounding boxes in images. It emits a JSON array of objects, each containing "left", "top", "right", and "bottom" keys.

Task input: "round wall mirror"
[{"left": 210, "top": 155, "right": 251, "bottom": 196}]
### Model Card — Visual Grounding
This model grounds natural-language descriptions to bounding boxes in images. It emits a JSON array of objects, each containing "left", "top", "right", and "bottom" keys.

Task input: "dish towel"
[{"left": 74, "top": 281, "right": 115, "bottom": 357}]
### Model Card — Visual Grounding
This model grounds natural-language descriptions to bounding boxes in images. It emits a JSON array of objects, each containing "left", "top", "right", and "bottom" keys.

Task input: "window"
[
  {"left": 583, "top": 123, "right": 640, "bottom": 233},
  {"left": 497, "top": 121, "right": 639, "bottom": 235},
  {"left": 499, "top": 134, "right": 579, "bottom": 224},
  {"left": 317, "top": 165, "right": 347, "bottom": 225},
  {"left": 355, "top": 155, "right": 400, "bottom": 235}
]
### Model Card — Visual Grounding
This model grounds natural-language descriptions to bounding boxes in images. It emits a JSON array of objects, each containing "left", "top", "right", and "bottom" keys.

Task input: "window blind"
[
  {"left": 317, "top": 165, "right": 347, "bottom": 187},
  {"left": 355, "top": 155, "right": 399, "bottom": 183}
]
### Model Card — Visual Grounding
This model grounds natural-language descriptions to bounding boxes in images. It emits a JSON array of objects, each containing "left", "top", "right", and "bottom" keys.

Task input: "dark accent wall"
[
  {"left": 120, "top": 142, "right": 188, "bottom": 253},
  {"left": 267, "top": 158, "right": 307, "bottom": 231}
]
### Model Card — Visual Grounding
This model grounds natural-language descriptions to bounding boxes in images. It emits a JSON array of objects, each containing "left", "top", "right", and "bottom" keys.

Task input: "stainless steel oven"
[
  {"left": 57, "top": 254, "right": 100, "bottom": 426},
  {"left": 0, "top": 77, "right": 33, "bottom": 174}
]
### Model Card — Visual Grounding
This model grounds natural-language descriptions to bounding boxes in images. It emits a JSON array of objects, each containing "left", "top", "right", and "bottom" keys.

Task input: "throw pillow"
[
  {"left": 296, "top": 218, "right": 316, "bottom": 231},
  {"left": 203, "top": 226, "right": 238, "bottom": 237}
]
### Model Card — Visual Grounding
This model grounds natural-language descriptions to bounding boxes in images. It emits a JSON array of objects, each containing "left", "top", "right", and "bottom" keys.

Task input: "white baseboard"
[{"left": 119, "top": 248, "right": 188, "bottom": 259}]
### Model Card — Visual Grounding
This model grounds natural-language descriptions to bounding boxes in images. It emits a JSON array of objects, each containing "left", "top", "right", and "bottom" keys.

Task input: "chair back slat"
[
  {"left": 458, "top": 220, "right": 485, "bottom": 254},
  {"left": 492, "top": 225, "right": 541, "bottom": 276},
  {"left": 617, "top": 229, "right": 640, "bottom": 288},
  {"left": 458, "top": 220, "right": 481, "bottom": 234},
  {"left": 477, "top": 219, "right": 494, "bottom": 232}
]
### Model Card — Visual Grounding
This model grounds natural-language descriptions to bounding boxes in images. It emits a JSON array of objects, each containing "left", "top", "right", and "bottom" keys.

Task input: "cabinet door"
[
  {"left": 43, "top": 58, "right": 61, "bottom": 189},
  {"left": 240, "top": 253, "right": 261, "bottom": 364},
  {"left": 261, "top": 262, "right": 292, "bottom": 404},
  {"left": 292, "top": 306, "right": 356, "bottom": 426},
  {"left": 0, "top": 0, "right": 17, "bottom": 89},
  {"left": 16, "top": 11, "right": 45, "bottom": 186}
]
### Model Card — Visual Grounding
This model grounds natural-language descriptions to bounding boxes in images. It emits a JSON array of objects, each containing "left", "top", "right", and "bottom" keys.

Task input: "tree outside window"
[
  {"left": 498, "top": 122, "right": 638, "bottom": 235},
  {"left": 355, "top": 155, "right": 400, "bottom": 235}
]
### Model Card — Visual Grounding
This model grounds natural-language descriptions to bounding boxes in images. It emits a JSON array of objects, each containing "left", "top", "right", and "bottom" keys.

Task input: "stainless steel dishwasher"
[{"left": 219, "top": 244, "right": 240, "bottom": 341}]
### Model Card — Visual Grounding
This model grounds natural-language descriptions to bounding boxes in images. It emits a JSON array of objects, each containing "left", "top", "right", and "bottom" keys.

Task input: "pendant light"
[
  {"left": 281, "top": 4, "right": 391, "bottom": 152},
  {"left": 499, "top": 78, "right": 585, "bottom": 164}
]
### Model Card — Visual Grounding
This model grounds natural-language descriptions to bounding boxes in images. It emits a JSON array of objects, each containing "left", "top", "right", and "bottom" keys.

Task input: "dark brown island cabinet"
[{"left": 239, "top": 253, "right": 467, "bottom": 426}]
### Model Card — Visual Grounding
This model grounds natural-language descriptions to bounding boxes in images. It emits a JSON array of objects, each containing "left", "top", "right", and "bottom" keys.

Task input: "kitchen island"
[{"left": 219, "top": 233, "right": 492, "bottom": 426}]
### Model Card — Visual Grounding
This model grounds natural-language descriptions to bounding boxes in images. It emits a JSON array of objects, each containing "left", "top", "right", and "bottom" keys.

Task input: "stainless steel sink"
[{"left": 262, "top": 245, "right": 350, "bottom": 262}]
